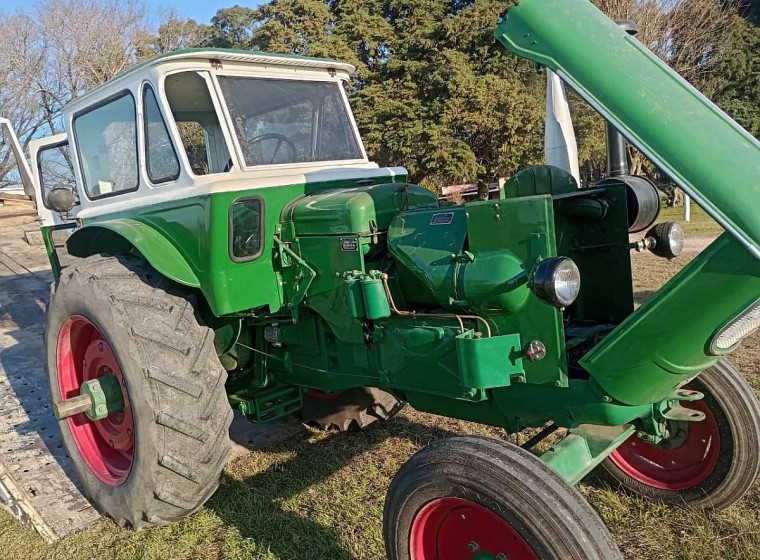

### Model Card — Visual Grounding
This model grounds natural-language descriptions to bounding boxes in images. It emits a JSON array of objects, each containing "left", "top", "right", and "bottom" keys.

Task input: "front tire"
[
  {"left": 47, "top": 255, "right": 233, "bottom": 528},
  {"left": 598, "top": 361, "right": 760, "bottom": 509},
  {"left": 384, "top": 436, "right": 622, "bottom": 560}
]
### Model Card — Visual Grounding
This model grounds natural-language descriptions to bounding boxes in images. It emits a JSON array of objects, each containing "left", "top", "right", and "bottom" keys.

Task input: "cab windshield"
[{"left": 217, "top": 77, "right": 363, "bottom": 167}]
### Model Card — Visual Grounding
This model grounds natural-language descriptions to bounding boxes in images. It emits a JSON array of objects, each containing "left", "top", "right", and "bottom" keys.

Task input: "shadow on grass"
[{"left": 208, "top": 416, "right": 461, "bottom": 560}]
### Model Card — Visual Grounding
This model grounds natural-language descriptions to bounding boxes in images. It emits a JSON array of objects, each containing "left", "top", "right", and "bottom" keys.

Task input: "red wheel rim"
[
  {"left": 410, "top": 497, "right": 538, "bottom": 560},
  {"left": 307, "top": 389, "right": 342, "bottom": 400},
  {"left": 608, "top": 399, "right": 720, "bottom": 490},
  {"left": 56, "top": 315, "right": 134, "bottom": 486}
]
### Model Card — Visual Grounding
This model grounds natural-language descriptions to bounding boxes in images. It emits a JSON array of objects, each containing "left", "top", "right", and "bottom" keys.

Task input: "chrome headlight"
[
  {"left": 530, "top": 257, "right": 581, "bottom": 309},
  {"left": 646, "top": 222, "right": 684, "bottom": 259},
  {"left": 710, "top": 297, "right": 760, "bottom": 354}
]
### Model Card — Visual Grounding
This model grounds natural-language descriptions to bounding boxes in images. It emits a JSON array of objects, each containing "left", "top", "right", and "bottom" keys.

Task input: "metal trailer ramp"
[{"left": 0, "top": 222, "right": 101, "bottom": 542}]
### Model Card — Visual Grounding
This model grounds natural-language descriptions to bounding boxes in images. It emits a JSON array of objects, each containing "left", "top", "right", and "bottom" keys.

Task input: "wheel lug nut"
[
  {"left": 109, "top": 440, "right": 114, "bottom": 448},
  {"left": 98, "top": 342, "right": 104, "bottom": 352},
  {"left": 127, "top": 429, "right": 133, "bottom": 438},
  {"left": 468, "top": 541, "right": 479, "bottom": 552},
  {"left": 496, "top": 554, "right": 508, "bottom": 560}
]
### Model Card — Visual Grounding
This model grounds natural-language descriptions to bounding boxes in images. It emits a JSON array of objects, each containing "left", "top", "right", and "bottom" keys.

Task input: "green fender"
[{"left": 66, "top": 219, "right": 200, "bottom": 288}]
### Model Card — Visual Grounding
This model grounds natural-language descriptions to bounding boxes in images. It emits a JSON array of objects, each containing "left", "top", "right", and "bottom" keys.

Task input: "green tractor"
[{"left": 4, "top": 0, "right": 759, "bottom": 557}]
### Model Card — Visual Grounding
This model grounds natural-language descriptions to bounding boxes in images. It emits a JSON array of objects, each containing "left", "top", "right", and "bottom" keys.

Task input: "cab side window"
[
  {"left": 165, "top": 72, "right": 232, "bottom": 176},
  {"left": 230, "top": 197, "right": 263, "bottom": 261},
  {"left": 74, "top": 92, "right": 138, "bottom": 199},
  {"left": 143, "top": 85, "right": 180, "bottom": 184}
]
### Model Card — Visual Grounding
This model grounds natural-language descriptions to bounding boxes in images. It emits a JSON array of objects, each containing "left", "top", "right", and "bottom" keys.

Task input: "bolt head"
[{"left": 468, "top": 541, "right": 479, "bottom": 552}]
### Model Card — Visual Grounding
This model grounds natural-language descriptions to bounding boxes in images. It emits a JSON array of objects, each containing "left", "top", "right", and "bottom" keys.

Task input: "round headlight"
[
  {"left": 646, "top": 221, "right": 684, "bottom": 259},
  {"left": 530, "top": 257, "right": 581, "bottom": 309}
]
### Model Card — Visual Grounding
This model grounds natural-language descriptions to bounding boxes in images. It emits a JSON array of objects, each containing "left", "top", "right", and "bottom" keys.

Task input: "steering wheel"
[{"left": 249, "top": 133, "right": 298, "bottom": 164}]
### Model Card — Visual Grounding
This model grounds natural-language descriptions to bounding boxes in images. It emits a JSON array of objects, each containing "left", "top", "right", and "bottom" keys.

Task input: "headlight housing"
[
  {"left": 530, "top": 257, "right": 581, "bottom": 309},
  {"left": 710, "top": 297, "right": 760, "bottom": 354},
  {"left": 646, "top": 221, "right": 684, "bottom": 259}
]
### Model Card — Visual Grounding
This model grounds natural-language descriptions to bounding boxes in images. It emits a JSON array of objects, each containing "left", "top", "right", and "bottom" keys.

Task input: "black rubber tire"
[
  {"left": 46, "top": 255, "right": 233, "bottom": 529},
  {"left": 384, "top": 435, "right": 622, "bottom": 560},
  {"left": 300, "top": 387, "right": 405, "bottom": 431},
  {"left": 598, "top": 360, "right": 760, "bottom": 509}
]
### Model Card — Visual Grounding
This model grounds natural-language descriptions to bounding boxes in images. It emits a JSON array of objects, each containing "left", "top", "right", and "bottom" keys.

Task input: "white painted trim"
[
  {"left": 76, "top": 166, "right": 409, "bottom": 220},
  {"left": 63, "top": 51, "right": 355, "bottom": 115}
]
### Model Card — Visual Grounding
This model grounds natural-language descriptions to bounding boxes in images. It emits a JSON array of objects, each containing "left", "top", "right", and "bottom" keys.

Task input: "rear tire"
[
  {"left": 300, "top": 387, "right": 405, "bottom": 431},
  {"left": 384, "top": 436, "right": 622, "bottom": 560},
  {"left": 598, "top": 361, "right": 760, "bottom": 509},
  {"left": 47, "top": 255, "right": 233, "bottom": 529}
]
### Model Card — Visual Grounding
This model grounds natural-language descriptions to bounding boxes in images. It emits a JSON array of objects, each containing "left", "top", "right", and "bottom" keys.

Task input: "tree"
[
  {"left": 346, "top": 0, "right": 544, "bottom": 188},
  {"left": 0, "top": 13, "right": 45, "bottom": 189},
  {"left": 207, "top": 6, "right": 259, "bottom": 49},
  {"left": 0, "top": 0, "right": 151, "bottom": 189},
  {"left": 708, "top": 4, "right": 760, "bottom": 137},
  {"left": 147, "top": 9, "right": 210, "bottom": 55}
]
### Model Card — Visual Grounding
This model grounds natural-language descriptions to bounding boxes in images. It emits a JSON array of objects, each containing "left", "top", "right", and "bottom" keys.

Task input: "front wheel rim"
[
  {"left": 608, "top": 399, "right": 720, "bottom": 490},
  {"left": 410, "top": 497, "right": 538, "bottom": 560},
  {"left": 56, "top": 315, "right": 134, "bottom": 486}
]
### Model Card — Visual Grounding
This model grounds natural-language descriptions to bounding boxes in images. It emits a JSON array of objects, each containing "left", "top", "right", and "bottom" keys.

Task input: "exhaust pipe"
[{"left": 605, "top": 20, "right": 638, "bottom": 177}]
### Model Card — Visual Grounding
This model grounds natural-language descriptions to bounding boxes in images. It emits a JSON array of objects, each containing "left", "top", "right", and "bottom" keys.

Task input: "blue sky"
[{"left": 1, "top": 0, "right": 261, "bottom": 25}]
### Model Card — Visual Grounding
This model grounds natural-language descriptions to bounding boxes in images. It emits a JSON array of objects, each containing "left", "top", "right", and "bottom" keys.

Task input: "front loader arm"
[{"left": 494, "top": 0, "right": 760, "bottom": 260}]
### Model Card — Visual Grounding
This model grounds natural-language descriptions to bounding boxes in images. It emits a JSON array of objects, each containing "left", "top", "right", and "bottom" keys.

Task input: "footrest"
[{"left": 230, "top": 385, "right": 303, "bottom": 423}]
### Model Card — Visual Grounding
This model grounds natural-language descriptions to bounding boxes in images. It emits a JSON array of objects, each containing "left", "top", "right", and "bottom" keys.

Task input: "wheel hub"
[
  {"left": 410, "top": 497, "right": 538, "bottom": 560},
  {"left": 608, "top": 398, "right": 720, "bottom": 490},
  {"left": 56, "top": 315, "right": 134, "bottom": 486}
]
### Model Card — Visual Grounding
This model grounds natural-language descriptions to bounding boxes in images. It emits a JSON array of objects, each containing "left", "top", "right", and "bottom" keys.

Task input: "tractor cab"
[{"left": 26, "top": 50, "right": 385, "bottom": 225}]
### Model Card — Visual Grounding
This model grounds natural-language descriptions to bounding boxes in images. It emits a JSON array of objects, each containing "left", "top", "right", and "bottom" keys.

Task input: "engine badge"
[{"left": 430, "top": 212, "right": 454, "bottom": 225}]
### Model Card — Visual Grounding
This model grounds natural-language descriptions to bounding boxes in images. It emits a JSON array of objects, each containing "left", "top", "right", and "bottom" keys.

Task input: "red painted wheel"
[
  {"left": 598, "top": 362, "right": 760, "bottom": 510},
  {"left": 608, "top": 399, "right": 719, "bottom": 490},
  {"left": 48, "top": 255, "right": 233, "bottom": 529},
  {"left": 384, "top": 436, "right": 623, "bottom": 560},
  {"left": 410, "top": 497, "right": 538, "bottom": 560},
  {"left": 306, "top": 389, "right": 342, "bottom": 400},
  {"left": 56, "top": 315, "right": 134, "bottom": 486}
]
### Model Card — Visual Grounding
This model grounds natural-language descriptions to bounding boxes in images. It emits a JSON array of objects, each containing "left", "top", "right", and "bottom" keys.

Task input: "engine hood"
[{"left": 495, "top": 0, "right": 760, "bottom": 260}]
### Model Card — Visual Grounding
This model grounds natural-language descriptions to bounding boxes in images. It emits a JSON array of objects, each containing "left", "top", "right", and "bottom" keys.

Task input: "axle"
[{"left": 53, "top": 374, "right": 124, "bottom": 421}]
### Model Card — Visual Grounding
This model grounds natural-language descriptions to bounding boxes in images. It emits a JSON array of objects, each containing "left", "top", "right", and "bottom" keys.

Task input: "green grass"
[
  {"left": 1, "top": 251, "right": 758, "bottom": 560},
  {"left": 659, "top": 199, "right": 724, "bottom": 236}
]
